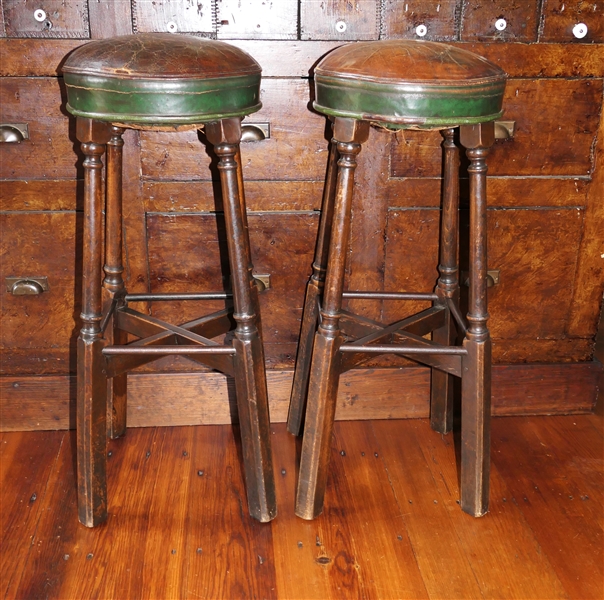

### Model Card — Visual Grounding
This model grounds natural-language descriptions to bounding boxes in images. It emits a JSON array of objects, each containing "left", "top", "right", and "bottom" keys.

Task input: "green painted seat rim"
[
  {"left": 313, "top": 74, "right": 506, "bottom": 129},
  {"left": 64, "top": 72, "right": 262, "bottom": 124}
]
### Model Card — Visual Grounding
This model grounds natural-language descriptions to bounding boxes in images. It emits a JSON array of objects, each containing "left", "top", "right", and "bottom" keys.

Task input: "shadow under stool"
[
  {"left": 287, "top": 40, "right": 507, "bottom": 520},
  {"left": 63, "top": 33, "right": 276, "bottom": 527}
]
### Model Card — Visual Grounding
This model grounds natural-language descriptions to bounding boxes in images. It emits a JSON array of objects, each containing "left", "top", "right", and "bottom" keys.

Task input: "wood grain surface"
[
  {"left": 1, "top": 412, "right": 601, "bottom": 598},
  {"left": 1, "top": 9, "right": 602, "bottom": 430},
  {"left": 1, "top": 361, "right": 600, "bottom": 432}
]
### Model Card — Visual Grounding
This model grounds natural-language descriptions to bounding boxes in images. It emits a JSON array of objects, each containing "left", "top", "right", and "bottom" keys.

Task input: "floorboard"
[
  {"left": 1, "top": 414, "right": 602, "bottom": 600},
  {"left": 492, "top": 417, "right": 603, "bottom": 599}
]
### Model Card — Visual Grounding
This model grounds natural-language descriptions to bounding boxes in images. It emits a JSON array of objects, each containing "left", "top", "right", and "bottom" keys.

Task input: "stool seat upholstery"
[
  {"left": 63, "top": 33, "right": 261, "bottom": 124},
  {"left": 313, "top": 40, "right": 506, "bottom": 128}
]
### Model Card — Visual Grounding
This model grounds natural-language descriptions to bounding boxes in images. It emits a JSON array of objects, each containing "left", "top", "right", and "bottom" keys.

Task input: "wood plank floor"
[{"left": 1, "top": 411, "right": 602, "bottom": 600}]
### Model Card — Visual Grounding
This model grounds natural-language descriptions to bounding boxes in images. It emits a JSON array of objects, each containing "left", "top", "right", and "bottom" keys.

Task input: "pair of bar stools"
[{"left": 64, "top": 34, "right": 506, "bottom": 527}]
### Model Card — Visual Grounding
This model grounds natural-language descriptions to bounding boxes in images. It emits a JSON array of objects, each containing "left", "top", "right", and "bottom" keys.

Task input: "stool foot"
[
  {"left": 460, "top": 337, "right": 491, "bottom": 517},
  {"left": 295, "top": 331, "right": 341, "bottom": 520},
  {"left": 77, "top": 337, "right": 108, "bottom": 527}
]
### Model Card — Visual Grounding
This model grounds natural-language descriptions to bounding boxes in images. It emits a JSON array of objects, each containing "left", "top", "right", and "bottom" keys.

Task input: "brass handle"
[
  {"left": 462, "top": 270, "right": 500, "bottom": 288},
  {"left": 241, "top": 123, "right": 269, "bottom": 142},
  {"left": 0, "top": 124, "right": 29, "bottom": 143},
  {"left": 253, "top": 274, "right": 271, "bottom": 291},
  {"left": 6, "top": 276, "right": 49, "bottom": 295},
  {"left": 494, "top": 121, "right": 515, "bottom": 140}
]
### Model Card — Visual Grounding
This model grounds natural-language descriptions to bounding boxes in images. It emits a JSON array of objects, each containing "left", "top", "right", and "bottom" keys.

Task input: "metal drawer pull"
[
  {"left": 494, "top": 121, "right": 515, "bottom": 140},
  {"left": 0, "top": 124, "right": 29, "bottom": 143},
  {"left": 241, "top": 123, "right": 269, "bottom": 142},
  {"left": 6, "top": 276, "right": 49, "bottom": 295}
]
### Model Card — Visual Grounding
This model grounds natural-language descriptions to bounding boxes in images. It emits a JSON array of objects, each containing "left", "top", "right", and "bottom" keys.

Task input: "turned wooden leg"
[
  {"left": 104, "top": 126, "right": 127, "bottom": 440},
  {"left": 206, "top": 118, "right": 277, "bottom": 523},
  {"left": 459, "top": 122, "right": 494, "bottom": 517},
  {"left": 235, "top": 143, "right": 263, "bottom": 339},
  {"left": 76, "top": 118, "right": 112, "bottom": 527},
  {"left": 295, "top": 118, "right": 370, "bottom": 520},
  {"left": 431, "top": 127, "right": 460, "bottom": 435},
  {"left": 288, "top": 124, "right": 339, "bottom": 436}
]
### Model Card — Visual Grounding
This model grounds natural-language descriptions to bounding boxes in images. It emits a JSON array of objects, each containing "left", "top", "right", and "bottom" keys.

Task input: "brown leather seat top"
[
  {"left": 63, "top": 33, "right": 260, "bottom": 80},
  {"left": 315, "top": 40, "right": 505, "bottom": 86}
]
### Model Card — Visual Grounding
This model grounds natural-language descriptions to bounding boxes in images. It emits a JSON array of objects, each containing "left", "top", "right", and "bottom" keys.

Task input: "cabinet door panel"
[{"left": 145, "top": 212, "right": 318, "bottom": 358}]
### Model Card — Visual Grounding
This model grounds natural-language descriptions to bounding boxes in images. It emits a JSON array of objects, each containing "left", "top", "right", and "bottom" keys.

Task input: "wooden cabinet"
[{"left": 1, "top": 1, "right": 602, "bottom": 429}]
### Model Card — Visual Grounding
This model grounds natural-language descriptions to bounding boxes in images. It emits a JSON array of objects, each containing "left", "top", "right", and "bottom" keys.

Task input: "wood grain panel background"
[{"left": 0, "top": 1, "right": 602, "bottom": 429}]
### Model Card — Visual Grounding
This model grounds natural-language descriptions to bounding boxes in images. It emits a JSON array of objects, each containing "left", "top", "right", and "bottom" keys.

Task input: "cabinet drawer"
[
  {"left": 217, "top": 0, "right": 298, "bottom": 39},
  {"left": 145, "top": 212, "right": 318, "bottom": 365},
  {"left": 540, "top": 0, "right": 604, "bottom": 43},
  {"left": 390, "top": 79, "right": 602, "bottom": 178},
  {"left": 382, "top": 0, "right": 458, "bottom": 41},
  {"left": 132, "top": 0, "right": 214, "bottom": 35},
  {"left": 1, "top": 211, "right": 80, "bottom": 374},
  {"left": 300, "top": 0, "right": 379, "bottom": 40},
  {"left": 140, "top": 79, "right": 327, "bottom": 181},
  {"left": 383, "top": 206, "right": 584, "bottom": 344},
  {"left": 0, "top": 77, "right": 77, "bottom": 179},
  {"left": 461, "top": 0, "right": 540, "bottom": 42},
  {"left": 2, "top": 0, "right": 89, "bottom": 39}
]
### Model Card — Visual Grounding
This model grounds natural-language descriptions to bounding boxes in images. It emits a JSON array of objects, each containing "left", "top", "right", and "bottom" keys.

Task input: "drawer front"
[
  {"left": 383, "top": 207, "right": 585, "bottom": 361},
  {"left": 132, "top": 0, "right": 214, "bottom": 35},
  {"left": 145, "top": 212, "right": 319, "bottom": 367},
  {"left": 1, "top": 211, "right": 80, "bottom": 374},
  {"left": 382, "top": 0, "right": 458, "bottom": 41},
  {"left": 540, "top": 0, "right": 604, "bottom": 43},
  {"left": 140, "top": 79, "right": 327, "bottom": 181},
  {"left": 2, "top": 0, "right": 89, "bottom": 38},
  {"left": 390, "top": 79, "right": 602, "bottom": 178},
  {"left": 461, "top": 0, "right": 540, "bottom": 42},
  {"left": 0, "top": 77, "right": 77, "bottom": 179},
  {"left": 300, "top": 0, "right": 379, "bottom": 40},
  {"left": 217, "top": 0, "right": 298, "bottom": 39}
]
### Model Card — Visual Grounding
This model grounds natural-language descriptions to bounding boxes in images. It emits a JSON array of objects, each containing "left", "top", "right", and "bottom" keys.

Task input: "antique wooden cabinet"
[{"left": 1, "top": 0, "right": 602, "bottom": 430}]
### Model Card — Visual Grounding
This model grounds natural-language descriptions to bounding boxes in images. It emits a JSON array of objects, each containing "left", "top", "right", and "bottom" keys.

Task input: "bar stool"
[
  {"left": 288, "top": 40, "right": 507, "bottom": 519},
  {"left": 63, "top": 33, "right": 276, "bottom": 526}
]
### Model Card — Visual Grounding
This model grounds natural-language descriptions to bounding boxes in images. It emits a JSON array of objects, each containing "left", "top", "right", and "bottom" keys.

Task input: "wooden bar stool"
[
  {"left": 288, "top": 41, "right": 507, "bottom": 519},
  {"left": 63, "top": 33, "right": 276, "bottom": 527}
]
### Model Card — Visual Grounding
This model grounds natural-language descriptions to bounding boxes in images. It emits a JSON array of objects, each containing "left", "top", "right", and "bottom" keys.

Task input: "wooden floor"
[{"left": 1, "top": 407, "right": 602, "bottom": 599}]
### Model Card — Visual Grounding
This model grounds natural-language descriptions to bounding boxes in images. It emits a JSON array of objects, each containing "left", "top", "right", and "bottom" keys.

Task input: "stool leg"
[
  {"left": 459, "top": 122, "right": 494, "bottom": 517},
  {"left": 288, "top": 128, "right": 339, "bottom": 435},
  {"left": 431, "top": 128, "right": 460, "bottom": 434},
  {"left": 76, "top": 118, "right": 112, "bottom": 527},
  {"left": 235, "top": 146, "right": 263, "bottom": 339},
  {"left": 296, "top": 118, "right": 370, "bottom": 520},
  {"left": 104, "top": 126, "right": 127, "bottom": 439},
  {"left": 206, "top": 118, "right": 277, "bottom": 523}
]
